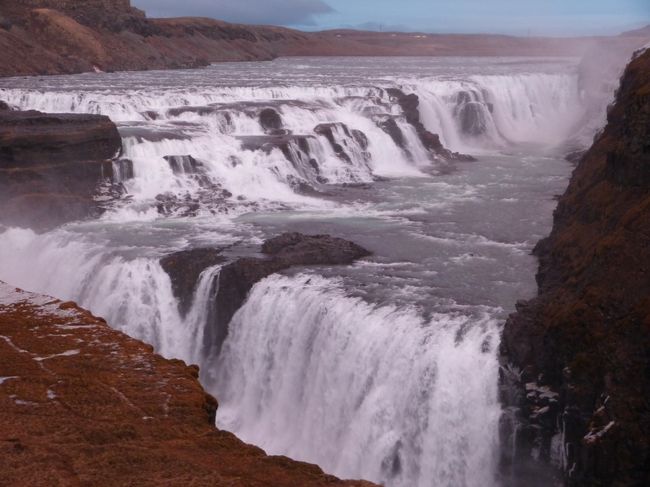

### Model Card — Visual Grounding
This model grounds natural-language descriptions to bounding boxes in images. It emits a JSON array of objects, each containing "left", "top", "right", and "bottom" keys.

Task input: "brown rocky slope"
[
  {"left": 500, "top": 47, "right": 650, "bottom": 485},
  {"left": 1, "top": 1, "right": 648, "bottom": 77},
  {"left": 0, "top": 280, "right": 375, "bottom": 486}
]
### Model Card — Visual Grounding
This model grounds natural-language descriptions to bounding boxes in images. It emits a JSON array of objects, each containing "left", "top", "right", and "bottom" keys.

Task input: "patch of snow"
[
  {"left": 34, "top": 349, "right": 81, "bottom": 362},
  {"left": 0, "top": 376, "right": 19, "bottom": 385}
]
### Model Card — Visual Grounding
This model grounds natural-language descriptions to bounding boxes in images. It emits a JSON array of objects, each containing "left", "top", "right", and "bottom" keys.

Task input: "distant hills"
[{"left": 0, "top": 1, "right": 648, "bottom": 77}]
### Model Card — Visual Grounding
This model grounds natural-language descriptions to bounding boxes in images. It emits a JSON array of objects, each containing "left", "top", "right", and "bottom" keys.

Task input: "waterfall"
[
  {"left": 0, "top": 69, "right": 586, "bottom": 218},
  {"left": 0, "top": 58, "right": 589, "bottom": 487},
  {"left": 208, "top": 273, "right": 502, "bottom": 487}
]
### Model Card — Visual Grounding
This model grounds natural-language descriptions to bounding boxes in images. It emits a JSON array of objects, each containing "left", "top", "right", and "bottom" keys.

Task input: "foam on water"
[{"left": 210, "top": 273, "right": 501, "bottom": 487}]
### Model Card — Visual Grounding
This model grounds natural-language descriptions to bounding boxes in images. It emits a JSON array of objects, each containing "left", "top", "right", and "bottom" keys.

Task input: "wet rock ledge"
[
  {"left": 0, "top": 104, "right": 123, "bottom": 230},
  {"left": 0, "top": 281, "right": 375, "bottom": 487},
  {"left": 499, "top": 48, "right": 650, "bottom": 486},
  {"left": 161, "top": 233, "right": 372, "bottom": 357}
]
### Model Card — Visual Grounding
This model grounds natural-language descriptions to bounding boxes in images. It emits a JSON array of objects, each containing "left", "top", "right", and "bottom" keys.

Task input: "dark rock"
[
  {"left": 500, "top": 49, "right": 650, "bottom": 486},
  {"left": 0, "top": 109, "right": 123, "bottom": 230},
  {"left": 161, "top": 233, "right": 370, "bottom": 358},
  {"left": 457, "top": 101, "right": 489, "bottom": 136},
  {"left": 314, "top": 123, "right": 353, "bottom": 162},
  {"left": 206, "top": 233, "right": 370, "bottom": 356},
  {"left": 259, "top": 108, "right": 283, "bottom": 133},
  {"left": 160, "top": 248, "right": 226, "bottom": 315},
  {"left": 0, "top": 110, "right": 121, "bottom": 165},
  {"left": 164, "top": 155, "right": 202, "bottom": 174},
  {"left": 377, "top": 116, "right": 406, "bottom": 149},
  {"left": 385, "top": 88, "right": 475, "bottom": 162},
  {"left": 0, "top": 100, "right": 10, "bottom": 111}
]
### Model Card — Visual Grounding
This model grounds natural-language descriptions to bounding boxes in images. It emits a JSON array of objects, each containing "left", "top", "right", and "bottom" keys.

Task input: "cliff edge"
[
  {"left": 500, "top": 47, "right": 650, "bottom": 486},
  {"left": 0, "top": 281, "right": 375, "bottom": 486}
]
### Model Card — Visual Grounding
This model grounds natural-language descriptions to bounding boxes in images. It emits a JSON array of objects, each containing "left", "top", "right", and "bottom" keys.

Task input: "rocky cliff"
[
  {"left": 0, "top": 105, "right": 124, "bottom": 230},
  {"left": 161, "top": 233, "right": 371, "bottom": 358},
  {"left": 500, "top": 47, "right": 650, "bottom": 486},
  {"left": 0, "top": 280, "right": 375, "bottom": 486},
  {"left": 0, "top": 0, "right": 307, "bottom": 76}
]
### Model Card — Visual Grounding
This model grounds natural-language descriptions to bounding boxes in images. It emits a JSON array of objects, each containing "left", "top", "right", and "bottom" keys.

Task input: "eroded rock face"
[
  {"left": 500, "top": 49, "right": 650, "bottom": 486},
  {"left": 0, "top": 109, "right": 123, "bottom": 230},
  {"left": 160, "top": 248, "right": 227, "bottom": 315},
  {"left": 385, "top": 88, "right": 475, "bottom": 162},
  {"left": 161, "top": 233, "right": 371, "bottom": 356},
  {"left": 259, "top": 108, "right": 283, "bottom": 133},
  {"left": 0, "top": 281, "right": 375, "bottom": 486}
]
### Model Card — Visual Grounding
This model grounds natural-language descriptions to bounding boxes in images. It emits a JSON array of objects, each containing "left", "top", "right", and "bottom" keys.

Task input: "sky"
[{"left": 132, "top": 0, "right": 650, "bottom": 36}]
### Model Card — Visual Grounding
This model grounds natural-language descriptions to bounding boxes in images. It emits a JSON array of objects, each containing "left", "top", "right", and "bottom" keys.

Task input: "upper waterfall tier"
[{"left": 0, "top": 57, "right": 593, "bottom": 224}]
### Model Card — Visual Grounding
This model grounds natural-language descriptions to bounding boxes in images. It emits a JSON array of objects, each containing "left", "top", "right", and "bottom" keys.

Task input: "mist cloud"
[{"left": 132, "top": 0, "right": 334, "bottom": 26}]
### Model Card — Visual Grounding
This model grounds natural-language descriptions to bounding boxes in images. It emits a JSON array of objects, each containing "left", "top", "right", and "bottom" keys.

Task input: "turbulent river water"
[{"left": 0, "top": 57, "right": 605, "bottom": 486}]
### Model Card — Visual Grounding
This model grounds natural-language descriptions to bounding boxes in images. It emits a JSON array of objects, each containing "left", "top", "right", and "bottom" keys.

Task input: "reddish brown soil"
[{"left": 0, "top": 282, "right": 376, "bottom": 486}]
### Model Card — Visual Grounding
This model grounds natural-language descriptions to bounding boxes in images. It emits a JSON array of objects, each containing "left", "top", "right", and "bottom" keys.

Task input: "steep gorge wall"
[{"left": 500, "top": 48, "right": 650, "bottom": 486}]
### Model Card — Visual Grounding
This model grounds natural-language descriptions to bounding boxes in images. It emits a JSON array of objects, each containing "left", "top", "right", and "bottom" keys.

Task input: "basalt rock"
[
  {"left": 385, "top": 87, "right": 475, "bottom": 162},
  {"left": 0, "top": 109, "right": 123, "bottom": 230},
  {"left": 499, "top": 49, "right": 650, "bottom": 486},
  {"left": 259, "top": 108, "right": 283, "bottom": 133},
  {"left": 160, "top": 248, "right": 227, "bottom": 315},
  {"left": 0, "top": 281, "right": 376, "bottom": 487},
  {"left": 161, "top": 233, "right": 371, "bottom": 357}
]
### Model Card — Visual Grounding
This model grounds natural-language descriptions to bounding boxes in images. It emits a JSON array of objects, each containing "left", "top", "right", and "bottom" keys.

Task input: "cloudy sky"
[{"left": 132, "top": 0, "right": 650, "bottom": 36}]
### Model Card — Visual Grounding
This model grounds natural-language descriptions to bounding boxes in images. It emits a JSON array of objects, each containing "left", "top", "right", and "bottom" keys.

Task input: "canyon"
[{"left": 1, "top": 1, "right": 649, "bottom": 486}]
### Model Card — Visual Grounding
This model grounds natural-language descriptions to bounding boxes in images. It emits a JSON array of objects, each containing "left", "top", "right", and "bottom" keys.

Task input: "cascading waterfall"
[
  {"left": 0, "top": 68, "right": 586, "bottom": 217},
  {"left": 209, "top": 274, "right": 502, "bottom": 487},
  {"left": 0, "top": 57, "right": 592, "bottom": 487}
]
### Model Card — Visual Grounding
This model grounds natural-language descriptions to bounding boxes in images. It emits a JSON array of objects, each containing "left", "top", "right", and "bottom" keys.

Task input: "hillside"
[{"left": 0, "top": 1, "right": 648, "bottom": 77}]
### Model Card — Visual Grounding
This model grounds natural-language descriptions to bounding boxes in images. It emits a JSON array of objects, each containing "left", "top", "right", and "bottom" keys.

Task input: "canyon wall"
[{"left": 500, "top": 47, "right": 650, "bottom": 486}]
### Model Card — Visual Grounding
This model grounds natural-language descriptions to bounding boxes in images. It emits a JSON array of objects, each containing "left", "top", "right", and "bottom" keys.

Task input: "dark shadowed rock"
[
  {"left": 314, "top": 123, "right": 353, "bottom": 162},
  {"left": 160, "top": 248, "right": 227, "bottom": 315},
  {"left": 259, "top": 108, "right": 283, "bottom": 133},
  {"left": 0, "top": 100, "right": 10, "bottom": 111},
  {"left": 377, "top": 116, "right": 406, "bottom": 149},
  {"left": 207, "top": 233, "right": 370, "bottom": 355},
  {"left": 0, "top": 109, "right": 123, "bottom": 230},
  {"left": 0, "top": 110, "right": 121, "bottom": 165},
  {"left": 161, "top": 233, "right": 371, "bottom": 357},
  {"left": 500, "top": 49, "right": 650, "bottom": 486},
  {"left": 385, "top": 87, "right": 475, "bottom": 162}
]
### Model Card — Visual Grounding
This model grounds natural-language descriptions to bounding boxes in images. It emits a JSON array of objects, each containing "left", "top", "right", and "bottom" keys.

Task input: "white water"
[
  {"left": 0, "top": 57, "right": 592, "bottom": 487},
  {"left": 210, "top": 273, "right": 501, "bottom": 487},
  {"left": 0, "top": 58, "right": 587, "bottom": 218}
]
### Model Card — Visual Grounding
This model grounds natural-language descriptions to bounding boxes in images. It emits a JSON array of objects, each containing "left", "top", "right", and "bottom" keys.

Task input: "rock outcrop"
[
  {"left": 161, "top": 233, "right": 371, "bottom": 356},
  {"left": 500, "top": 49, "right": 650, "bottom": 486},
  {"left": 0, "top": 108, "right": 123, "bottom": 230},
  {"left": 0, "top": 281, "right": 375, "bottom": 486},
  {"left": 385, "top": 88, "right": 475, "bottom": 162}
]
